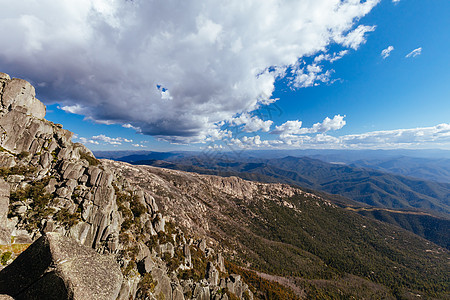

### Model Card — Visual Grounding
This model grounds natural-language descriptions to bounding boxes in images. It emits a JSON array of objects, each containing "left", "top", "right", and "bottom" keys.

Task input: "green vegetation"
[
  {"left": 122, "top": 260, "right": 137, "bottom": 277},
  {"left": 51, "top": 150, "right": 58, "bottom": 162},
  {"left": 55, "top": 208, "right": 80, "bottom": 229},
  {"left": 0, "top": 146, "right": 13, "bottom": 155},
  {"left": 9, "top": 177, "right": 55, "bottom": 231},
  {"left": 16, "top": 151, "right": 29, "bottom": 160},
  {"left": 225, "top": 260, "right": 298, "bottom": 300},
  {"left": 178, "top": 245, "right": 208, "bottom": 282},
  {"left": 213, "top": 193, "right": 449, "bottom": 298},
  {"left": 80, "top": 151, "right": 100, "bottom": 166},
  {"left": 356, "top": 208, "right": 450, "bottom": 249},
  {"left": 0, "top": 251, "right": 12, "bottom": 265},
  {"left": 114, "top": 185, "right": 146, "bottom": 232},
  {"left": 0, "top": 165, "right": 36, "bottom": 179},
  {"left": 139, "top": 273, "right": 157, "bottom": 296}
]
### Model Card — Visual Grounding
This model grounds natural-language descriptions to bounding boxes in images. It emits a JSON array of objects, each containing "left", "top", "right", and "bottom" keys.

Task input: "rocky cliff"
[{"left": 0, "top": 73, "right": 254, "bottom": 300}]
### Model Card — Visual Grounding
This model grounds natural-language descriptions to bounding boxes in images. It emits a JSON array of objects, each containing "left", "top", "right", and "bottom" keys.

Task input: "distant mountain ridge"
[{"left": 97, "top": 151, "right": 450, "bottom": 218}]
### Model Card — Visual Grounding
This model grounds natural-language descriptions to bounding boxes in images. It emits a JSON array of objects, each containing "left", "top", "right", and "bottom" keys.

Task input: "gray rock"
[
  {"left": 12, "top": 234, "right": 32, "bottom": 244},
  {"left": 62, "top": 163, "right": 84, "bottom": 180},
  {"left": 172, "top": 283, "right": 185, "bottom": 300},
  {"left": 151, "top": 268, "right": 172, "bottom": 300},
  {"left": 145, "top": 193, "right": 158, "bottom": 214},
  {"left": 136, "top": 242, "right": 151, "bottom": 261},
  {"left": 184, "top": 244, "right": 192, "bottom": 268},
  {"left": 153, "top": 213, "right": 165, "bottom": 232},
  {"left": 159, "top": 242, "right": 174, "bottom": 258},
  {"left": 216, "top": 253, "right": 225, "bottom": 273},
  {"left": 144, "top": 220, "right": 157, "bottom": 236},
  {"left": 206, "top": 262, "right": 219, "bottom": 286},
  {"left": 193, "top": 284, "right": 210, "bottom": 300},
  {"left": 117, "top": 276, "right": 140, "bottom": 300},
  {"left": 0, "top": 232, "right": 122, "bottom": 300},
  {"left": 1, "top": 78, "right": 46, "bottom": 119},
  {"left": 0, "top": 178, "right": 10, "bottom": 245},
  {"left": 198, "top": 239, "right": 207, "bottom": 252},
  {"left": 140, "top": 256, "right": 157, "bottom": 274},
  {"left": 0, "top": 72, "right": 10, "bottom": 80}
]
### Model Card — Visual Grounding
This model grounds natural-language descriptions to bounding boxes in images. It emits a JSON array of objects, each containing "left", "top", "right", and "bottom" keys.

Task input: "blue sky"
[{"left": 1, "top": 0, "right": 449, "bottom": 151}]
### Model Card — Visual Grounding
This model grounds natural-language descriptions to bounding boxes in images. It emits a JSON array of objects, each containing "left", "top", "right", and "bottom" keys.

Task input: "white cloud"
[
  {"left": 309, "top": 115, "right": 346, "bottom": 133},
  {"left": 406, "top": 47, "right": 422, "bottom": 58},
  {"left": 92, "top": 135, "right": 123, "bottom": 145},
  {"left": 132, "top": 144, "right": 146, "bottom": 148},
  {"left": 90, "top": 134, "right": 134, "bottom": 145},
  {"left": 314, "top": 50, "right": 349, "bottom": 63},
  {"left": 272, "top": 120, "right": 304, "bottom": 135},
  {"left": 392, "top": 0, "right": 400, "bottom": 3},
  {"left": 272, "top": 115, "right": 346, "bottom": 137},
  {"left": 231, "top": 135, "right": 272, "bottom": 148},
  {"left": 60, "top": 104, "right": 84, "bottom": 114},
  {"left": 381, "top": 45, "right": 394, "bottom": 59},
  {"left": 0, "top": 0, "right": 379, "bottom": 143},
  {"left": 290, "top": 63, "right": 334, "bottom": 88},
  {"left": 231, "top": 113, "right": 273, "bottom": 132},
  {"left": 122, "top": 123, "right": 142, "bottom": 132},
  {"left": 231, "top": 123, "right": 450, "bottom": 149},
  {"left": 341, "top": 123, "right": 450, "bottom": 146},
  {"left": 78, "top": 137, "right": 99, "bottom": 145},
  {"left": 335, "top": 25, "right": 376, "bottom": 50}
]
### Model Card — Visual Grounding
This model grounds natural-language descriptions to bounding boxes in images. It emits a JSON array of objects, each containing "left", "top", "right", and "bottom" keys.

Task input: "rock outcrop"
[
  {"left": 0, "top": 72, "right": 121, "bottom": 252},
  {"left": 0, "top": 232, "right": 122, "bottom": 300}
]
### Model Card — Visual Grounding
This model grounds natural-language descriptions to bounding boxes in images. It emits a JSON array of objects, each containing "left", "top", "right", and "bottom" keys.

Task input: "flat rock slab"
[{"left": 0, "top": 232, "right": 122, "bottom": 300}]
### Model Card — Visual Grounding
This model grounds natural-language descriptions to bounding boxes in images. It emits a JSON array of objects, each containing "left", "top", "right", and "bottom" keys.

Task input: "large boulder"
[{"left": 0, "top": 232, "right": 122, "bottom": 300}]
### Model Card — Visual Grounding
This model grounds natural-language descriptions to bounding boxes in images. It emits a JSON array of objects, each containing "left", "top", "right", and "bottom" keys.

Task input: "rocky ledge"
[{"left": 0, "top": 232, "right": 122, "bottom": 300}]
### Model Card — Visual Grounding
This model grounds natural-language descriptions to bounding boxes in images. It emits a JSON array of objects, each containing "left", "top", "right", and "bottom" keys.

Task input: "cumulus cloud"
[
  {"left": 231, "top": 113, "right": 273, "bottom": 133},
  {"left": 340, "top": 123, "right": 450, "bottom": 146},
  {"left": 272, "top": 120, "right": 304, "bottom": 135},
  {"left": 231, "top": 123, "right": 450, "bottom": 149},
  {"left": 82, "top": 134, "right": 134, "bottom": 145},
  {"left": 272, "top": 115, "right": 346, "bottom": 137},
  {"left": 314, "top": 50, "right": 349, "bottom": 63},
  {"left": 0, "top": 0, "right": 379, "bottom": 143},
  {"left": 122, "top": 123, "right": 141, "bottom": 132},
  {"left": 381, "top": 46, "right": 394, "bottom": 59},
  {"left": 132, "top": 144, "right": 146, "bottom": 148},
  {"left": 79, "top": 137, "right": 99, "bottom": 145},
  {"left": 290, "top": 64, "right": 334, "bottom": 88},
  {"left": 334, "top": 25, "right": 376, "bottom": 50},
  {"left": 406, "top": 47, "right": 422, "bottom": 58}
]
